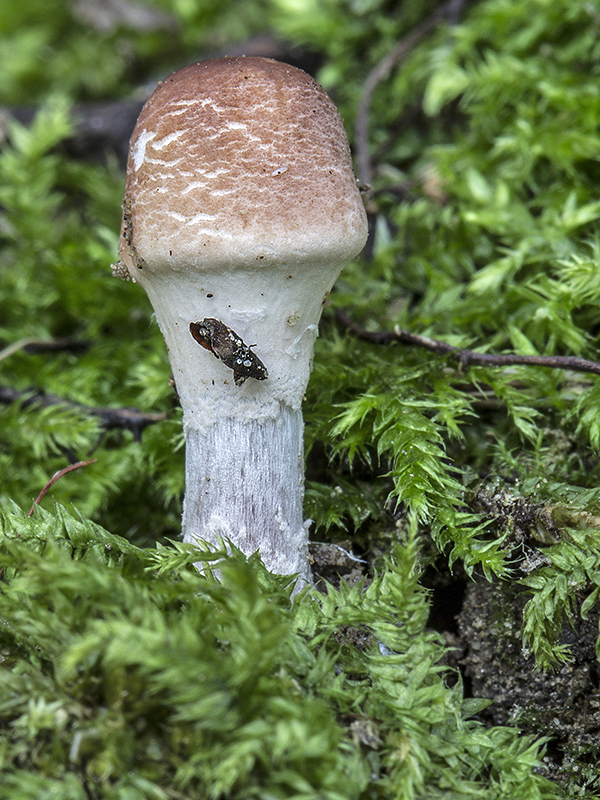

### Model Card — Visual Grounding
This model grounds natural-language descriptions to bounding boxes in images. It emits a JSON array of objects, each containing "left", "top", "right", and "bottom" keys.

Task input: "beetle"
[{"left": 189, "top": 318, "right": 268, "bottom": 386}]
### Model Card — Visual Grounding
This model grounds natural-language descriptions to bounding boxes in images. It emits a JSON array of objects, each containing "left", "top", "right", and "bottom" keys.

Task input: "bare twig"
[
  {"left": 355, "top": 0, "right": 465, "bottom": 186},
  {"left": 28, "top": 459, "right": 98, "bottom": 516},
  {"left": 0, "top": 384, "right": 167, "bottom": 441},
  {"left": 0, "top": 337, "right": 90, "bottom": 362},
  {"left": 0, "top": 338, "right": 46, "bottom": 362},
  {"left": 335, "top": 309, "right": 600, "bottom": 377}
]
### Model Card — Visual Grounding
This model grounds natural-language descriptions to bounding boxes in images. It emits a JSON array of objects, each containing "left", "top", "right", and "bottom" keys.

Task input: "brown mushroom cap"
[{"left": 119, "top": 57, "right": 367, "bottom": 274}]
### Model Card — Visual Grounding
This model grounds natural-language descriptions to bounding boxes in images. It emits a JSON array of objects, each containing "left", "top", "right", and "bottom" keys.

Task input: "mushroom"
[{"left": 114, "top": 57, "right": 367, "bottom": 584}]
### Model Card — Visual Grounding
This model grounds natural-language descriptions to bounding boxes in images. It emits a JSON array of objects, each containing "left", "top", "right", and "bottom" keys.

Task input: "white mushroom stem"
[
  {"left": 184, "top": 412, "right": 308, "bottom": 578},
  {"left": 138, "top": 262, "right": 339, "bottom": 583},
  {"left": 116, "top": 57, "right": 368, "bottom": 583}
]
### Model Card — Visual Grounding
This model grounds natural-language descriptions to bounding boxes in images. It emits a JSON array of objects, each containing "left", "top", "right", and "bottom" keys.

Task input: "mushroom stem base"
[{"left": 182, "top": 404, "right": 310, "bottom": 584}]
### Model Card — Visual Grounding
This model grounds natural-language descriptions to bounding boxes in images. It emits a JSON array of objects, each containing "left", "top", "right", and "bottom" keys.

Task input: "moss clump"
[
  {"left": 0, "top": 503, "right": 559, "bottom": 798},
  {"left": 3, "top": 0, "right": 600, "bottom": 795}
]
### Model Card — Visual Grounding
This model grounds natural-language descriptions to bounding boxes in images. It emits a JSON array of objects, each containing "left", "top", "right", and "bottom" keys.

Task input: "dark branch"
[
  {"left": 20, "top": 338, "right": 91, "bottom": 355},
  {"left": 0, "top": 384, "right": 167, "bottom": 441},
  {"left": 355, "top": 0, "right": 465, "bottom": 186},
  {"left": 0, "top": 336, "right": 91, "bottom": 363},
  {"left": 335, "top": 309, "right": 600, "bottom": 378}
]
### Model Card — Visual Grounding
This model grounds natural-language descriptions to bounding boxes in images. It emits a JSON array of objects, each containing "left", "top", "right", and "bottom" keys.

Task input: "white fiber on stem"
[{"left": 182, "top": 405, "right": 310, "bottom": 584}]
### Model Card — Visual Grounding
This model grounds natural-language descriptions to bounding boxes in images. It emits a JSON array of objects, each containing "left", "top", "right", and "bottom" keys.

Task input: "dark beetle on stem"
[{"left": 190, "top": 318, "right": 268, "bottom": 386}]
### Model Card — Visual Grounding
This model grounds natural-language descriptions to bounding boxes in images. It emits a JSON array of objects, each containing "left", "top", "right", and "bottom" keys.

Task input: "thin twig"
[
  {"left": 335, "top": 309, "right": 600, "bottom": 377},
  {"left": 355, "top": 0, "right": 463, "bottom": 186},
  {"left": 0, "top": 337, "right": 89, "bottom": 362},
  {"left": 28, "top": 459, "right": 98, "bottom": 516},
  {"left": 0, "top": 384, "right": 167, "bottom": 441},
  {"left": 0, "top": 338, "right": 45, "bottom": 362}
]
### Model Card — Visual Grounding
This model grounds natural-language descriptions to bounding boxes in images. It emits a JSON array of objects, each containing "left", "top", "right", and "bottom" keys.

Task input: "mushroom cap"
[{"left": 119, "top": 57, "right": 367, "bottom": 274}]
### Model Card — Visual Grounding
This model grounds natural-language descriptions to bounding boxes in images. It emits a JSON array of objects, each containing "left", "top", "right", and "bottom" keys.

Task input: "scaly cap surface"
[{"left": 119, "top": 57, "right": 367, "bottom": 274}]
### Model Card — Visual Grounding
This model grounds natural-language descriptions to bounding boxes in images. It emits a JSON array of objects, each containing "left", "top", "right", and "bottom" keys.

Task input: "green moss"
[
  {"left": 2, "top": 0, "right": 600, "bottom": 794},
  {"left": 0, "top": 504, "right": 559, "bottom": 798}
]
